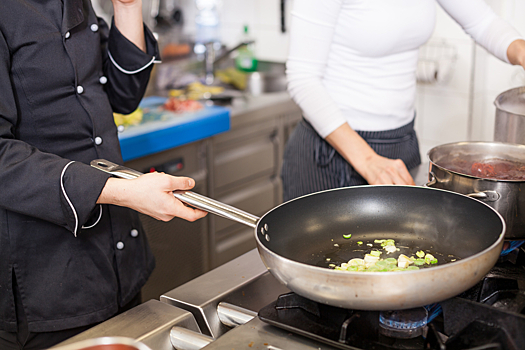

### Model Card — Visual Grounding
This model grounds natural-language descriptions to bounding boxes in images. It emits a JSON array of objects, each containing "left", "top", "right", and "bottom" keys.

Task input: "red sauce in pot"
[{"left": 440, "top": 158, "right": 525, "bottom": 180}]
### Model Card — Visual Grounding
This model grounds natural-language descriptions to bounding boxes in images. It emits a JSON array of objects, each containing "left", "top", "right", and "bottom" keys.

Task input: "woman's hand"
[
  {"left": 507, "top": 39, "right": 525, "bottom": 70},
  {"left": 325, "top": 123, "right": 415, "bottom": 185},
  {"left": 98, "top": 172, "right": 208, "bottom": 222},
  {"left": 355, "top": 153, "right": 415, "bottom": 185}
]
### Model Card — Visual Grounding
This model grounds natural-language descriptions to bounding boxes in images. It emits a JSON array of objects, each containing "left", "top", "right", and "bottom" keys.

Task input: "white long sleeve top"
[{"left": 286, "top": 0, "right": 523, "bottom": 136}]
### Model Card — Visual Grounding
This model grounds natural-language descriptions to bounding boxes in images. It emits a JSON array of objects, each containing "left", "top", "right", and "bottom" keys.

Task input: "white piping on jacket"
[
  {"left": 82, "top": 205, "right": 103, "bottom": 229},
  {"left": 60, "top": 161, "right": 79, "bottom": 237},
  {"left": 108, "top": 50, "right": 160, "bottom": 75}
]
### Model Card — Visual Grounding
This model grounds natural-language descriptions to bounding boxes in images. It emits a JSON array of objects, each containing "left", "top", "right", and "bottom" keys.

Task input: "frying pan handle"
[{"left": 90, "top": 159, "right": 260, "bottom": 228}]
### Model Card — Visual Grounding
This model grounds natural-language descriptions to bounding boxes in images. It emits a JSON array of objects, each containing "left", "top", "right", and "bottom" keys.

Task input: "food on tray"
[
  {"left": 113, "top": 108, "right": 143, "bottom": 127},
  {"left": 163, "top": 97, "right": 203, "bottom": 112},
  {"left": 169, "top": 82, "right": 225, "bottom": 101},
  {"left": 329, "top": 239, "right": 443, "bottom": 273}
]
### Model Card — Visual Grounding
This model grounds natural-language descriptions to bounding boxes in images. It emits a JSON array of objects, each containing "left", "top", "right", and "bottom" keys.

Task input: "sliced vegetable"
[
  {"left": 348, "top": 258, "right": 365, "bottom": 266},
  {"left": 370, "top": 250, "right": 382, "bottom": 257},
  {"left": 414, "top": 259, "right": 425, "bottom": 266},
  {"left": 381, "top": 239, "right": 396, "bottom": 247},
  {"left": 330, "top": 238, "right": 445, "bottom": 273},
  {"left": 424, "top": 253, "right": 435, "bottom": 265},
  {"left": 385, "top": 258, "right": 397, "bottom": 265},
  {"left": 384, "top": 245, "right": 397, "bottom": 253}
]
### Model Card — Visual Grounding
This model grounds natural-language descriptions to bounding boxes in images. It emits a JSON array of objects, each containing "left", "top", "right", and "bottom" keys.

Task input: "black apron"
[{"left": 281, "top": 118, "right": 421, "bottom": 201}]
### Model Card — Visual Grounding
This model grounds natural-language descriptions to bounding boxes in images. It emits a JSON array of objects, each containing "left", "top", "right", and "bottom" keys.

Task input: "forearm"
[
  {"left": 325, "top": 123, "right": 378, "bottom": 175},
  {"left": 325, "top": 123, "right": 415, "bottom": 185},
  {"left": 112, "top": 0, "right": 146, "bottom": 52},
  {"left": 507, "top": 39, "right": 525, "bottom": 67}
]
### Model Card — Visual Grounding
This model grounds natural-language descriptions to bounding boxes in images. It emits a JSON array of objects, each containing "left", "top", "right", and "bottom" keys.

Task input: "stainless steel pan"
[{"left": 91, "top": 159, "right": 506, "bottom": 311}]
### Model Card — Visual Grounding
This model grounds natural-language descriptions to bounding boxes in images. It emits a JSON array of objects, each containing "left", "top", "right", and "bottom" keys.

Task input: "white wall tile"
[
  {"left": 418, "top": 93, "right": 470, "bottom": 145},
  {"left": 254, "top": 0, "right": 281, "bottom": 28},
  {"left": 251, "top": 27, "right": 290, "bottom": 62},
  {"left": 221, "top": 0, "right": 256, "bottom": 27}
]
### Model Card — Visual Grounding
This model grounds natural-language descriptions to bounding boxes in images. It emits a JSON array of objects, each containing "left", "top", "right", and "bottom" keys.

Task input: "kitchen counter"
[
  {"left": 118, "top": 97, "right": 230, "bottom": 162},
  {"left": 118, "top": 92, "right": 296, "bottom": 162}
]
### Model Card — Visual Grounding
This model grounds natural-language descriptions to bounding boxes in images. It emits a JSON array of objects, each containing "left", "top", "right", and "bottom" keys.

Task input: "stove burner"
[
  {"left": 257, "top": 249, "right": 525, "bottom": 350},
  {"left": 378, "top": 308, "right": 428, "bottom": 338}
]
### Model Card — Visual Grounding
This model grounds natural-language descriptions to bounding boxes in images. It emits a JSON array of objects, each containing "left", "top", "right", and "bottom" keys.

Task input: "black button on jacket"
[{"left": 0, "top": 0, "right": 159, "bottom": 332}]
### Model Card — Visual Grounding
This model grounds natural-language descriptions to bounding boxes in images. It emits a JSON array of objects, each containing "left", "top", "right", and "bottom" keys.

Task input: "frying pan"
[{"left": 91, "top": 159, "right": 506, "bottom": 311}]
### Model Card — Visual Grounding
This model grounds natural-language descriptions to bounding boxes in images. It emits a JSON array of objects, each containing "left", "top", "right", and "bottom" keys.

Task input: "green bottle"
[{"left": 235, "top": 25, "right": 258, "bottom": 72}]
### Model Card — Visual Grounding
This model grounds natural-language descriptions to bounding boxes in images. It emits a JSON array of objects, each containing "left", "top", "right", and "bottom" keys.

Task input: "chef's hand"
[
  {"left": 97, "top": 172, "right": 208, "bottom": 222},
  {"left": 111, "top": 0, "right": 146, "bottom": 52},
  {"left": 325, "top": 123, "right": 415, "bottom": 185},
  {"left": 507, "top": 39, "right": 525, "bottom": 70}
]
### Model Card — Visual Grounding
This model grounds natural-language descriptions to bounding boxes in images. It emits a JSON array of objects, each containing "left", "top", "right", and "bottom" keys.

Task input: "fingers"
[
  {"left": 366, "top": 158, "right": 415, "bottom": 186},
  {"left": 124, "top": 172, "right": 208, "bottom": 222},
  {"left": 168, "top": 176, "right": 196, "bottom": 191}
]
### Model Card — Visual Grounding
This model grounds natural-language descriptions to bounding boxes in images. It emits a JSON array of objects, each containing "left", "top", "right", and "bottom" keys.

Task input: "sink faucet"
[{"left": 204, "top": 40, "right": 255, "bottom": 85}]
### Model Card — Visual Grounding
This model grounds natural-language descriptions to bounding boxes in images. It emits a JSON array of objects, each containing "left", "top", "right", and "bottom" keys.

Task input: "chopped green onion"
[
  {"left": 385, "top": 258, "right": 397, "bottom": 265},
  {"left": 424, "top": 253, "right": 435, "bottom": 264},
  {"left": 348, "top": 258, "right": 365, "bottom": 266},
  {"left": 406, "top": 266, "right": 420, "bottom": 271},
  {"left": 357, "top": 241, "right": 363, "bottom": 245},
  {"left": 430, "top": 258, "right": 438, "bottom": 264},
  {"left": 343, "top": 234, "right": 352, "bottom": 239},
  {"left": 416, "top": 250, "right": 425, "bottom": 258},
  {"left": 370, "top": 250, "right": 382, "bottom": 257},
  {"left": 381, "top": 239, "right": 396, "bottom": 247},
  {"left": 375, "top": 260, "right": 389, "bottom": 268},
  {"left": 414, "top": 259, "right": 425, "bottom": 266}
]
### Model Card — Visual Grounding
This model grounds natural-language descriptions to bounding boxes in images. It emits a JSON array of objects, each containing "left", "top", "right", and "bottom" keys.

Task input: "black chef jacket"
[{"left": 0, "top": 0, "right": 159, "bottom": 332}]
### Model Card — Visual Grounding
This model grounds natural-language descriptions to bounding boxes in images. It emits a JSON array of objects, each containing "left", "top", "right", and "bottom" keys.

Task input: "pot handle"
[
  {"left": 90, "top": 159, "right": 259, "bottom": 228},
  {"left": 425, "top": 172, "right": 437, "bottom": 187},
  {"left": 466, "top": 191, "right": 500, "bottom": 202}
]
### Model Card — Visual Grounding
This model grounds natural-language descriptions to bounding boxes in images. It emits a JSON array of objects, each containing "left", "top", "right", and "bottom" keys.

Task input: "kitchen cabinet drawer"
[
  {"left": 215, "top": 176, "right": 279, "bottom": 234},
  {"left": 211, "top": 176, "right": 281, "bottom": 268},
  {"left": 214, "top": 135, "right": 277, "bottom": 191}
]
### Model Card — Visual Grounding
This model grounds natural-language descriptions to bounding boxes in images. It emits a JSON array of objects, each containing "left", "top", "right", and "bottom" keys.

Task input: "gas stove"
[
  {"left": 162, "top": 246, "right": 525, "bottom": 350},
  {"left": 54, "top": 245, "right": 525, "bottom": 350}
]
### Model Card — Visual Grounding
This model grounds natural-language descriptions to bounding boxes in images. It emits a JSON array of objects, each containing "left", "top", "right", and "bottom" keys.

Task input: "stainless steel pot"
[
  {"left": 427, "top": 141, "right": 525, "bottom": 240},
  {"left": 494, "top": 86, "right": 525, "bottom": 145}
]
